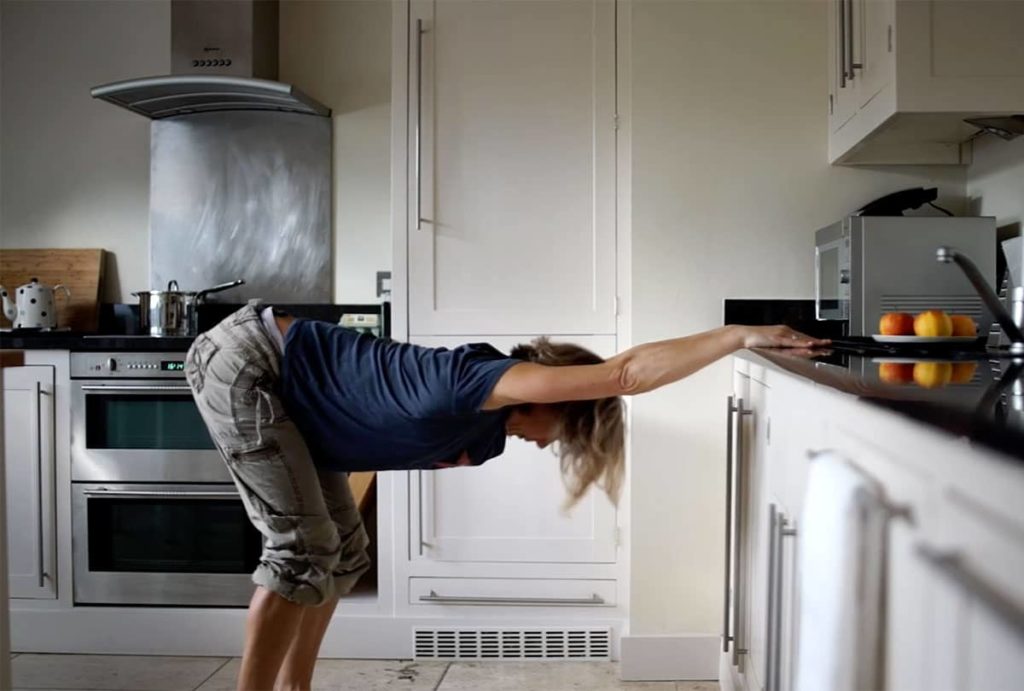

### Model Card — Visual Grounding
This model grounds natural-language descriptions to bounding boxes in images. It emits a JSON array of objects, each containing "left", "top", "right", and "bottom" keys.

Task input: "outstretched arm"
[{"left": 482, "top": 325, "right": 829, "bottom": 409}]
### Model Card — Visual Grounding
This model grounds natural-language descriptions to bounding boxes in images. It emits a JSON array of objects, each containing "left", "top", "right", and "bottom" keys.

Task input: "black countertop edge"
[
  {"left": 0, "top": 334, "right": 196, "bottom": 352},
  {"left": 739, "top": 348, "right": 1024, "bottom": 464}
]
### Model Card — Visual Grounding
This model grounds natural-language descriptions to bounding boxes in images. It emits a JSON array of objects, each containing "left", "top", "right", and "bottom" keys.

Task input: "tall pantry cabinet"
[{"left": 392, "top": 0, "right": 623, "bottom": 617}]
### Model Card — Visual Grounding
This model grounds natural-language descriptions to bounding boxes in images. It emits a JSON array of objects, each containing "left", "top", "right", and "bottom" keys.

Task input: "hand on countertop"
[{"left": 741, "top": 324, "right": 831, "bottom": 350}]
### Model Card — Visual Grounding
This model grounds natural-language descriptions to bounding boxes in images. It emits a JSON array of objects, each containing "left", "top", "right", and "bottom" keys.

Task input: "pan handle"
[{"left": 195, "top": 279, "right": 245, "bottom": 302}]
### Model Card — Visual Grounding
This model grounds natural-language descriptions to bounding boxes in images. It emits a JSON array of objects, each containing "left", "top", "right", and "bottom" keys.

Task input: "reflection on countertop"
[{"left": 742, "top": 343, "right": 1024, "bottom": 463}]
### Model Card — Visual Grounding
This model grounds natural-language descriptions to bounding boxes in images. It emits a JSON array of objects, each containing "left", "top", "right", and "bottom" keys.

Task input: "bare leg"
[
  {"left": 237, "top": 587, "right": 306, "bottom": 691},
  {"left": 275, "top": 596, "right": 340, "bottom": 691}
]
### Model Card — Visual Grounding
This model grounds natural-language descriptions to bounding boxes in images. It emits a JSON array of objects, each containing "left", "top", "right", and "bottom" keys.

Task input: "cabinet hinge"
[
  {"left": 614, "top": 295, "right": 621, "bottom": 316},
  {"left": 888, "top": 25, "right": 893, "bottom": 52},
  {"left": 829, "top": 93, "right": 834, "bottom": 115},
  {"left": 614, "top": 526, "right": 622, "bottom": 547},
  {"left": 613, "top": 113, "right": 619, "bottom": 131},
  {"left": 766, "top": 417, "right": 771, "bottom": 445}
]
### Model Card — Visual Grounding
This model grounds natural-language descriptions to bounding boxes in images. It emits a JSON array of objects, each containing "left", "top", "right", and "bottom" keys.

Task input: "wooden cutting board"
[{"left": 0, "top": 249, "right": 105, "bottom": 331}]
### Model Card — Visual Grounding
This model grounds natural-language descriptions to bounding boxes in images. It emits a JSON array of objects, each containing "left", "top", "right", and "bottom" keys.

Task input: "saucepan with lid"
[{"left": 133, "top": 279, "right": 245, "bottom": 336}]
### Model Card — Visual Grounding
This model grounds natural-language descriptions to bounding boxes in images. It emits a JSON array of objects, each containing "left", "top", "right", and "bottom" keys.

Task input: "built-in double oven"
[{"left": 71, "top": 351, "right": 259, "bottom": 607}]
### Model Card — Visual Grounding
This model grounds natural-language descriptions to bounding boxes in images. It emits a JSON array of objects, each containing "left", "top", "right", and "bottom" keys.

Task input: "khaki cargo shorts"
[{"left": 185, "top": 301, "right": 370, "bottom": 606}]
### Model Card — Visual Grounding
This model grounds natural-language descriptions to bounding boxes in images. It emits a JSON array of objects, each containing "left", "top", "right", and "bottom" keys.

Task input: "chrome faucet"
[{"left": 937, "top": 246, "right": 1024, "bottom": 355}]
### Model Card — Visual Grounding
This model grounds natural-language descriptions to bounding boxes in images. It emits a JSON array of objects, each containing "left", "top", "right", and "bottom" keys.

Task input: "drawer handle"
[
  {"left": 419, "top": 590, "right": 605, "bottom": 606},
  {"left": 916, "top": 545, "right": 1024, "bottom": 638}
]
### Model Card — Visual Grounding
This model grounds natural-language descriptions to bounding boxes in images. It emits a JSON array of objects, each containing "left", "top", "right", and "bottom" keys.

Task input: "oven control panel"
[{"left": 71, "top": 352, "right": 189, "bottom": 378}]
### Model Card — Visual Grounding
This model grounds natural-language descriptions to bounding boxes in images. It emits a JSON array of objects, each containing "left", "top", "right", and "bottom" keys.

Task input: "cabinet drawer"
[{"left": 410, "top": 578, "right": 616, "bottom": 608}]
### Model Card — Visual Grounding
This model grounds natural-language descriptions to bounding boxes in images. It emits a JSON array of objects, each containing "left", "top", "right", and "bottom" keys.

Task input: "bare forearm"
[{"left": 613, "top": 325, "right": 745, "bottom": 395}]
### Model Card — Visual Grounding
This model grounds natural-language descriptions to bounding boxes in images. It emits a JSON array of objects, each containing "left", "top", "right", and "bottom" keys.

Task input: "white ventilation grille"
[
  {"left": 413, "top": 627, "right": 611, "bottom": 661},
  {"left": 879, "top": 295, "right": 983, "bottom": 318}
]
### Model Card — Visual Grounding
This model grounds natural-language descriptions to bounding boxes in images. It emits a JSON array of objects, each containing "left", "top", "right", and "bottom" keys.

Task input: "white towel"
[{"left": 795, "top": 452, "right": 887, "bottom": 691}]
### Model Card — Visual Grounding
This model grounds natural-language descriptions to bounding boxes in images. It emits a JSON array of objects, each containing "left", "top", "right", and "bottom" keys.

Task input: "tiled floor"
[{"left": 10, "top": 654, "right": 720, "bottom": 691}]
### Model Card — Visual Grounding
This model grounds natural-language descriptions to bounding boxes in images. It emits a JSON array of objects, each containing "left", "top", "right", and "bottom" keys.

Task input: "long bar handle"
[
  {"left": 839, "top": 0, "right": 847, "bottom": 87},
  {"left": 82, "top": 489, "right": 240, "bottom": 500},
  {"left": 723, "top": 396, "right": 736, "bottom": 652},
  {"left": 767, "top": 507, "right": 797, "bottom": 691},
  {"left": 916, "top": 544, "right": 1024, "bottom": 638},
  {"left": 34, "top": 381, "right": 44, "bottom": 588},
  {"left": 415, "top": 18, "right": 426, "bottom": 231},
  {"left": 732, "top": 398, "right": 753, "bottom": 668},
  {"left": 419, "top": 590, "right": 605, "bottom": 606},
  {"left": 80, "top": 385, "right": 192, "bottom": 393},
  {"left": 846, "top": 0, "right": 862, "bottom": 77}
]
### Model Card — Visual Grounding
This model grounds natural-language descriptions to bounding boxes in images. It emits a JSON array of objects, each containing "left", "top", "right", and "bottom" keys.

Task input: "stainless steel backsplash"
[{"left": 149, "top": 110, "right": 331, "bottom": 302}]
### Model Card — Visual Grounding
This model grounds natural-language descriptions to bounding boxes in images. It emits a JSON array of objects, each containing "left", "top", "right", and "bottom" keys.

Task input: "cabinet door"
[
  {"left": 407, "top": 0, "right": 616, "bottom": 336},
  {"left": 853, "top": 0, "right": 893, "bottom": 110},
  {"left": 4, "top": 366, "right": 56, "bottom": 599},
  {"left": 828, "top": 0, "right": 858, "bottom": 133},
  {"left": 920, "top": 495, "right": 1024, "bottom": 691},
  {"left": 409, "top": 335, "right": 618, "bottom": 564}
]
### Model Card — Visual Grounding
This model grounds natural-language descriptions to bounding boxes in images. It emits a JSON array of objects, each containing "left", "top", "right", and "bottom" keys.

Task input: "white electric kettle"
[{"left": 0, "top": 278, "right": 71, "bottom": 329}]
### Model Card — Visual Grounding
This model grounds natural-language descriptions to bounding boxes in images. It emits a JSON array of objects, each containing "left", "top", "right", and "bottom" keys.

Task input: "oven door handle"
[
  {"left": 82, "top": 489, "right": 240, "bottom": 500},
  {"left": 80, "top": 385, "right": 192, "bottom": 393}
]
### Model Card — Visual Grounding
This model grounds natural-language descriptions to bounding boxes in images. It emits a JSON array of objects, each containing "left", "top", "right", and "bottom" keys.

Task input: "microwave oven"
[{"left": 815, "top": 216, "right": 997, "bottom": 336}]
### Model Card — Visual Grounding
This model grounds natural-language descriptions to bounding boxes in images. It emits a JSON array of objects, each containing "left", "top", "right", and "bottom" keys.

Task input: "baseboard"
[{"left": 619, "top": 634, "right": 719, "bottom": 681}]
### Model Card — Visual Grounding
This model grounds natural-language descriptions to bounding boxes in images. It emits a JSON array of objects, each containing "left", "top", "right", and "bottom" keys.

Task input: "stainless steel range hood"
[
  {"left": 91, "top": 75, "right": 329, "bottom": 119},
  {"left": 91, "top": 0, "right": 329, "bottom": 119}
]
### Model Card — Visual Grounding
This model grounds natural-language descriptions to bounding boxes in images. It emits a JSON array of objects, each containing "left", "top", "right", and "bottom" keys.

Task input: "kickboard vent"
[{"left": 413, "top": 627, "right": 611, "bottom": 661}]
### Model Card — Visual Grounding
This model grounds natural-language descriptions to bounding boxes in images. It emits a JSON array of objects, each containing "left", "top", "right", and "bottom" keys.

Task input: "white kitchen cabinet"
[
  {"left": 3, "top": 366, "right": 57, "bottom": 599},
  {"left": 917, "top": 488, "right": 1024, "bottom": 691},
  {"left": 408, "top": 335, "right": 618, "bottom": 565},
  {"left": 405, "top": 0, "right": 617, "bottom": 336},
  {"left": 828, "top": 0, "right": 1024, "bottom": 165}
]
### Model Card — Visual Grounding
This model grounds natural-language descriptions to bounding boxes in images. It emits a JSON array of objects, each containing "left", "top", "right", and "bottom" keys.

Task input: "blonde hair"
[{"left": 509, "top": 337, "right": 626, "bottom": 509}]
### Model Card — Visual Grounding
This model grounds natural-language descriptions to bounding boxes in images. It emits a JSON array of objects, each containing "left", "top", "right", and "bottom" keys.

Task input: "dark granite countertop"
[
  {"left": 0, "top": 302, "right": 389, "bottom": 352},
  {"left": 740, "top": 347, "right": 1024, "bottom": 463},
  {"left": 0, "top": 332, "right": 196, "bottom": 352}
]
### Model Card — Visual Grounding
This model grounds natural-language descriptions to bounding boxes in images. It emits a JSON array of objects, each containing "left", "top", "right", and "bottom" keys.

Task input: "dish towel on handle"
[{"left": 794, "top": 451, "right": 888, "bottom": 691}]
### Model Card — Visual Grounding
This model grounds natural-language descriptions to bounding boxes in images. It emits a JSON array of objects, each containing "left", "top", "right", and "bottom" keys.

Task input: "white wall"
[
  {"left": 627, "top": 0, "right": 966, "bottom": 638},
  {"left": 0, "top": 0, "right": 392, "bottom": 305},
  {"left": 280, "top": 0, "right": 392, "bottom": 304},
  {"left": 967, "top": 134, "right": 1024, "bottom": 240},
  {"left": 0, "top": 0, "right": 169, "bottom": 302}
]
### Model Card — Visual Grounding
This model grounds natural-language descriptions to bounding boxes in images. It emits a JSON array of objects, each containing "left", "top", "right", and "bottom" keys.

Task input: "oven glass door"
[
  {"left": 72, "top": 381, "right": 226, "bottom": 482},
  {"left": 73, "top": 483, "right": 261, "bottom": 606}
]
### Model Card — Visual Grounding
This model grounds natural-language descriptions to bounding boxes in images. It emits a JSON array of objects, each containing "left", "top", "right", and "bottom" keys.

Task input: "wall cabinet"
[
  {"left": 828, "top": 0, "right": 1024, "bottom": 165},
  {"left": 405, "top": 0, "right": 617, "bottom": 336},
  {"left": 408, "top": 335, "right": 618, "bottom": 566},
  {"left": 3, "top": 366, "right": 57, "bottom": 600}
]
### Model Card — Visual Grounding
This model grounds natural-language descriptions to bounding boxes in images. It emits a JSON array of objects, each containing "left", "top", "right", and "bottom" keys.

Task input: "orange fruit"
[
  {"left": 878, "top": 362, "right": 915, "bottom": 384},
  {"left": 950, "top": 315, "right": 977, "bottom": 338},
  {"left": 914, "top": 310, "right": 953, "bottom": 338},
  {"left": 913, "top": 362, "right": 953, "bottom": 389},
  {"left": 951, "top": 362, "right": 977, "bottom": 384},
  {"left": 879, "top": 312, "right": 915, "bottom": 336}
]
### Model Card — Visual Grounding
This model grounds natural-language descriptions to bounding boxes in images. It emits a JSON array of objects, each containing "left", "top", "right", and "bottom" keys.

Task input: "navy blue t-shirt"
[{"left": 278, "top": 319, "right": 521, "bottom": 473}]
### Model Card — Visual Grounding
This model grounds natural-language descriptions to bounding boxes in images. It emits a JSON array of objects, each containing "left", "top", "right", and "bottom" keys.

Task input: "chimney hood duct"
[{"left": 90, "top": 0, "right": 329, "bottom": 119}]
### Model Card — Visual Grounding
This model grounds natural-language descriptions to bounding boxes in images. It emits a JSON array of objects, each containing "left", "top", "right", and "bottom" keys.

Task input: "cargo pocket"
[{"left": 226, "top": 441, "right": 306, "bottom": 520}]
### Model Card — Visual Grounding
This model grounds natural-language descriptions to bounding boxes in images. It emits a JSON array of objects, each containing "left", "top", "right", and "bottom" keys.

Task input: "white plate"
[{"left": 871, "top": 335, "right": 978, "bottom": 344}]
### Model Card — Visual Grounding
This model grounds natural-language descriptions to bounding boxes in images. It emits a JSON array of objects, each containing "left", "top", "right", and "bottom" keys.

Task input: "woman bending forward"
[{"left": 185, "top": 300, "right": 826, "bottom": 691}]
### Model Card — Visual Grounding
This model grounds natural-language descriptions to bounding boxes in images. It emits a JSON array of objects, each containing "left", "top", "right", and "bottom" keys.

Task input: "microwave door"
[{"left": 816, "top": 241, "right": 843, "bottom": 320}]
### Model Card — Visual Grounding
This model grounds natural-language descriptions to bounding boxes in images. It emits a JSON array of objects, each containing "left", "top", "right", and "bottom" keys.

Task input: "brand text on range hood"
[{"left": 90, "top": 0, "right": 328, "bottom": 119}]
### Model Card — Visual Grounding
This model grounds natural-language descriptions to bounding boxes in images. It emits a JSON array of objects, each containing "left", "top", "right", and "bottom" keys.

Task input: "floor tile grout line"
[
  {"left": 192, "top": 656, "right": 235, "bottom": 691},
  {"left": 431, "top": 661, "right": 452, "bottom": 691}
]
